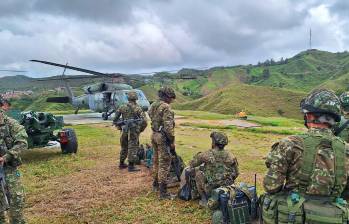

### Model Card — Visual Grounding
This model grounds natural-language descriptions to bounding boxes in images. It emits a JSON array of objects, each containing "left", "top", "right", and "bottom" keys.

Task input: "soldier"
[
  {"left": 0, "top": 96, "right": 11, "bottom": 112},
  {"left": 188, "top": 131, "right": 239, "bottom": 206},
  {"left": 148, "top": 86, "right": 176, "bottom": 199},
  {"left": 262, "top": 89, "right": 349, "bottom": 223},
  {"left": 336, "top": 91, "right": 349, "bottom": 142},
  {"left": 0, "top": 97, "right": 28, "bottom": 223},
  {"left": 113, "top": 91, "right": 147, "bottom": 172}
]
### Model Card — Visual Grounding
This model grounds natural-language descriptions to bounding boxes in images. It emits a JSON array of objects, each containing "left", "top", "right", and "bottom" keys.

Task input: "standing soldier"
[
  {"left": 188, "top": 131, "right": 239, "bottom": 206},
  {"left": 262, "top": 89, "right": 349, "bottom": 223},
  {"left": 0, "top": 96, "right": 28, "bottom": 223},
  {"left": 336, "top": 91, "right": 349, "bottom": 142},
  {"left": 148, "top": 86, "right": 176, "bottom": 199},
  {"left": 114, "top": 91, "right": 147, "bottom": 172}
]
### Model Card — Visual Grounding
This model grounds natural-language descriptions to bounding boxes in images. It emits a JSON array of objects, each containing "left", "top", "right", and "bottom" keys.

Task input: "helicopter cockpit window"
[
  {"left": 122, "top": 93, "right": 128, "bottom": 101},
  {"left": 136, "top": 91, "right": 145, "bottom": 100}
]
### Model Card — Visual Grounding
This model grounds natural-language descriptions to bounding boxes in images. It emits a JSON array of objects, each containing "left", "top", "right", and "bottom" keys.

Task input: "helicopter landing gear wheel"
[{"left": 102, "top": 112, "right": 109, "bottom": 120}]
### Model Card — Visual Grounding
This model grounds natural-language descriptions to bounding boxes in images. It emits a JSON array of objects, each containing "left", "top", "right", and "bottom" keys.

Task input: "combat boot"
[
  {"left": 119, "top": 161, "right": 128, "bottom": 169},
  {"left": 128, "top": 163, "right": 141, "bottom": 172},
  {"left": 152, "top": 180, "right": 159, "bottom": 192},
  {"left": 199, "top": 192, "right": 208, "bottom": 207},
  {"left": 159, "top": 182, "right": 175, "bottom": 200}
]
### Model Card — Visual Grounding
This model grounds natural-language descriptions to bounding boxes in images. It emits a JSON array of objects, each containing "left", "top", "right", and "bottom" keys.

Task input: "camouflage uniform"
[
  {"left": 189, "top": 132, "right": 239, "bottom": 204},
  {"left": 264, "top": 128, "right": 349, "bottom": 195},
  {"left": 114, "top": 92, "right": 147, "bottom": 168},
  {"left": 0, "top": 109, "right": 27, "bottom": 224},
  {"left": 148, "top": 86, "right": 176, "bottom": 199},
  {"left": 337, "top": 92, "right": 349, "bottom": 142},
  {"left": 262, "top": 89, "right": 349, "bottom": 223}
]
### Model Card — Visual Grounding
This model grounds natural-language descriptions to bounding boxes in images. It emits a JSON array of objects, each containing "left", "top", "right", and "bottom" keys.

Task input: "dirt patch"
[
  {"left": 176, "top": 117, "right": 260, "bottom": 128},
  {"left": 26, "top": 160, "right": 153, "bottom": 222}
]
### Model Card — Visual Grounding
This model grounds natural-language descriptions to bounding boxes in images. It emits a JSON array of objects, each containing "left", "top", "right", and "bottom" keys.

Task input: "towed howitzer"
[
  {"left": 0, "top": 166, "right": 10, "bottom": 212},
  {"left": 113, "top": 118, "right": 144, "bottom": 132},
  {"left": 159, "top": 126, "right": 181, "bottom": 181}
]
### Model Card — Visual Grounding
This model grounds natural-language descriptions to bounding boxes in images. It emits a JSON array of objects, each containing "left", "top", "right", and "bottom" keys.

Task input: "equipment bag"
[
  {"left": 178, "top": 169, "right": 192, "bottom": 201},
  {"left": 211, "top": 183, "right": 259, "bottom": 224}
]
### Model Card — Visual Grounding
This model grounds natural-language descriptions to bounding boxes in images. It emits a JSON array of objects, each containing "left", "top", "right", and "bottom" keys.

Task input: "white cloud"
[{"left": 0, "top": 0, "right": 348, "bottom": 77}]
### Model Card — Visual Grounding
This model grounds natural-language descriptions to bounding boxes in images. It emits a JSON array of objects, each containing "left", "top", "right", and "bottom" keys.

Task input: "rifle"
[
  {"left": 250, "top": 174, "right": 258, "bottom": 220},
  {"left": 334, "top": 119, "right": 349, "bottom": 136},
  {"left": 113, "top": 118, "right": 143, "bottom": 132},
  {"left": 159, "top": 126, "right": 181, "bottom": 181},
  {"left": 0, "top": 166, "right": 10, "bottom": 212}
]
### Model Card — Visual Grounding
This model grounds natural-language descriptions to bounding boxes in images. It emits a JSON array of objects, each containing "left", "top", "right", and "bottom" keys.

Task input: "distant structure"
[{"left": 309, "top": 28, "right": 312, "bottom": 50}]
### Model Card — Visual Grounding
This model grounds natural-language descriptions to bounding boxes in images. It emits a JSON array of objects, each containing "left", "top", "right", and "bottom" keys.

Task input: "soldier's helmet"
[
  {"left": 158, "top": 86, "right": 176, "bottom": 99},
  {"left": 210, "top": 131, "right": 228, "bottom": 147},
  {"left": 0, "top": 95, "right": 9, "bottom": 106},
  {"left": 340, "top": 92, "right": 349, "bottom": 113},
  {"left": 127, "top": 91, "right": 138, "bottom": 101},
  {"left": 300, "top": 89, "right": 341, "bottom": 122}
]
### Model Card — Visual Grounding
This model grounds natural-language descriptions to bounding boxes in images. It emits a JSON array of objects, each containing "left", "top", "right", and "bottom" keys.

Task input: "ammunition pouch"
[{"left": 261, "top": 192, "right": 349, "bottom": 224}]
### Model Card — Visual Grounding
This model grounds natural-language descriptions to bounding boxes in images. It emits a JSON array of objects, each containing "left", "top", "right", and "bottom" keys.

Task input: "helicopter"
[{"left": 31, "top": 60, "right": 197, "bottom": 120}]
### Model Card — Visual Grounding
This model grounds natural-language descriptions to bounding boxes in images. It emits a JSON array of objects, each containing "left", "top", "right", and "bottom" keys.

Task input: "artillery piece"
[{"left": 10, "top": 111, "right": 78, "bottom": 154}]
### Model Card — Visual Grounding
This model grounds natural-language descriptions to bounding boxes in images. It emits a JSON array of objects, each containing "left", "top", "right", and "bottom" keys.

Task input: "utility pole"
[{"left": 309, "top": 28, "right": 312, "bottom": 50}]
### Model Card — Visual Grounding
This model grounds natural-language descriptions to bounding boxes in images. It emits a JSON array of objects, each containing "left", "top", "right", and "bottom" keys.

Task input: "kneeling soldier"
[{"left": 189, "top": 131, "right": 239, "bottom": 206}]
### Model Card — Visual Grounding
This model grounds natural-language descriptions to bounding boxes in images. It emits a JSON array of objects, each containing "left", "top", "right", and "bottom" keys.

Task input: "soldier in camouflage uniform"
[
  {"left": 188, "top": 131, "right": 239, "bottom": 206},
  {"left": 0, "top": 97, "right": 27, "bottom": 224},
  {"left": 148, "top": 86, "right": 176, "bottom": 199},
  {"left": 262, "top": 89, "right": 349, "bottom": 223},
  {"left": 336, "top": 91, "right": 349, "bottom": 142},
  {"left": 113, "top": 91, "right": 147, "bottom": 172}
]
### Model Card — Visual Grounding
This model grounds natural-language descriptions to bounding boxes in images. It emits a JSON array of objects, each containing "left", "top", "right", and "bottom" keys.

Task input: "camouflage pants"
[
  {"left": 151, "top": 132, "right": 171, "bottom": 184},
  {"left": 0, "top": 167, "right": 25, "bottom": 224},
  {"left": 119, "top": 129, "right": 140, "bottom": 164}
]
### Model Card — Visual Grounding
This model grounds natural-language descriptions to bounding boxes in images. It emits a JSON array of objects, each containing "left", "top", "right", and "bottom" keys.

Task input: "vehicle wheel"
[
  {"left": 60, "top": 128, "right": 78, "bottom": 154},
  {"left": 102, "top": 112, "right": 108, "bottom": 120}
]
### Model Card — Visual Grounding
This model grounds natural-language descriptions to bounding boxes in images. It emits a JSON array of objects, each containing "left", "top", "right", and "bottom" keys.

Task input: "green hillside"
[
  {"left": 175, "top": 83, "right": 305, "bottom": 119},
  {"left": 139, "top": 84, "right": 189, "bottom": 103},
  {"left": 4, "top": 49, "right": 349, "bottom": 116}
]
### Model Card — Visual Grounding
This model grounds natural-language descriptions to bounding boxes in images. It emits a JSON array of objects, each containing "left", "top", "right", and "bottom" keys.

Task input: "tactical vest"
[
  {"left": 204, "top": 150, "right": 235, "bottom": 187},
  {"left": 262, "top": 133, "right": 349, "bottom": 224},
  {"left": 149, "top": 101, "right": 164, "bottom": 132},
  {"left": 0, "top": 115, "right": 13, "bottom": 157}
]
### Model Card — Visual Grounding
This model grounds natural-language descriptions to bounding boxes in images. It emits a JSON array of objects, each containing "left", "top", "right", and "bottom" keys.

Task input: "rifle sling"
[{"left": 335, "top": 119, "right": 349, "bottom": 136}]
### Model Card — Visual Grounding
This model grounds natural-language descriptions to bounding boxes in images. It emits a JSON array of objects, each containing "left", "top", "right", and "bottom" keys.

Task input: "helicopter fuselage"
[{"left": 72, "top": 89, "right": 150, "bottom": 113}]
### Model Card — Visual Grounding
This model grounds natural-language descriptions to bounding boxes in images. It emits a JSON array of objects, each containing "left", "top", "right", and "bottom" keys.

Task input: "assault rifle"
[
  {"left": 159, "top": 126, "right": 181, "bottom": 181},
  {"left": 0, "top": 166, "right": 10, "bottom": 212},
  {"left": 113, "top": 118, "right": 143, "bottom": 132},
  {"left": 334, "top": 119, "right": 349, "bottom": 136}
]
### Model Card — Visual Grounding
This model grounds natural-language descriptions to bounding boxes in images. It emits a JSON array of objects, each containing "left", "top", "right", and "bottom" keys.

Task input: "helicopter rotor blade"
[
  {"left": 30, "top": 60, "right": 123, "bottom": 78},
  {"left": 0, "top": 69, "right": 27, "bottom": 72},
  {"left": 35, "top": 75, "right": 104, "bottom": 81}
]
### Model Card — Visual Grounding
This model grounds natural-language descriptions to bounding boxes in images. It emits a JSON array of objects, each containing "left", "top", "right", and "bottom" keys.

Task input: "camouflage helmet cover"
[
  {"left": 127, "top": 91, "right": 138, "bottom": 101},
  {"left": 340, "top": 91, "right": 349, "bottom": 113},
  {"left": 0, "top": 95, "right": 9, "bottom": 106},
  {"left": 300, "top": 89, "right": 341, "bottom": 122},
  {"left": 210, "top": 131, "right": 228, "bottom": 146},
  {"left": 158, "top": 86, "right": 176, "bottom": 99}
]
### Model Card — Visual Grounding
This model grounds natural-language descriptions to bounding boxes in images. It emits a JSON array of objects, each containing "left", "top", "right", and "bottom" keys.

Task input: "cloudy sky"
[{"left": 0, "top": 0, "right": 348, "bottom": 77}]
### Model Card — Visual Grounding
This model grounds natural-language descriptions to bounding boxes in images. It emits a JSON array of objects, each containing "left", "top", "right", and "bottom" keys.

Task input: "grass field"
[{"left": 19, "top": 110, "right": 302, "bottom": 223}]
